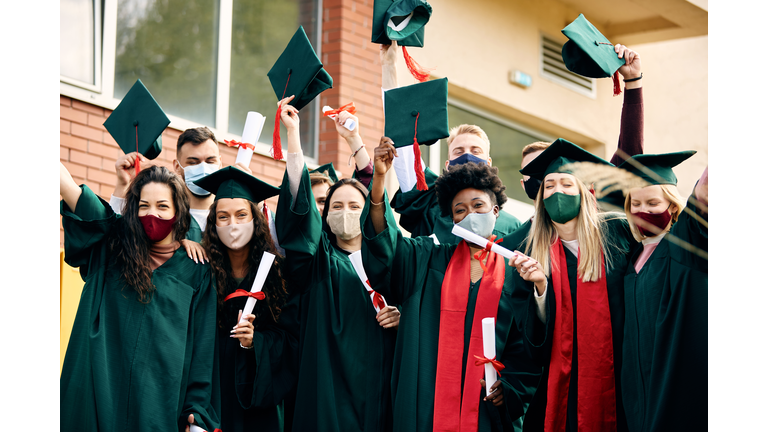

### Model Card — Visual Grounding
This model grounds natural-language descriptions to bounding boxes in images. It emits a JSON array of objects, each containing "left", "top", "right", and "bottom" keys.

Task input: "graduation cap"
[
  {"left": 371, "top": 0, "right": 434, "bottom": 82},
  {"left": 103, "top": 79, "right": 170, "bottom": 174},
  {"left": 267, "top": 26, "right": 333, "bottom": 161},
  {"left": 618, "top": 151, "right": 697, "bottom": 186},
  {"left": 519, "top": 138, "right": 613, "bottom": 182},
  {"left": 384, "top": 77, "right": 449, "bottom": 191},
  {"left": 561, "top": 14, "right": 626, "bottom": 96},
  {"left": 309, "top": 163, "right": 339, "bottom": 183},
  {"left": 194, "top": 166, "right": 280, "bottom": 222}
]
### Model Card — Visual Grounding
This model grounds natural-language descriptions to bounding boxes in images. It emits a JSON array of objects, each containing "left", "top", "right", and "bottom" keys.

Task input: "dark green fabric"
[
  {"left": 103, "top": 79, "right": 168, "bottom": 159},
  {"left": 268, "top": 26, "right": 333, "bottom": 111},
  {"left": 383, "top": 78, "right": 449, "bottom": 148},
  {"left": 617, "top": 151, "right": 697, "bottom": 186},
  {"left": 274, "top": 165, "right": 396, "bottom": 432},
  {"left": 371, "top": 0, "right": 430, "bottom": 47},
  {"left": 361, "top": 195, "right": 540, "bottom": 432},
  {"left": 510, "top": 215, "right": 634, "bottom": 432},
  {"left": 391, "top": 167, "right": 522, "bottom": 244},
  {"left": 310, "top": 162, "right": 339, "bottom": 183},
  {"left": 193, "top": 166, "right": 281, "bottom": 202},
  {"left": 187, "top": 215, "right": 203, "bottom": 242},
  {"left": 519, "top": 138, "right": 613, "bottom": 182},
  {"left": 561, "top": 14, "right": 625, "bottom": 79},
  {"left": 60, "top": 185, "right": 220, "bottom": 432},
  {"left": 621, "top": 188, "right": 707, "bottom": 432}
]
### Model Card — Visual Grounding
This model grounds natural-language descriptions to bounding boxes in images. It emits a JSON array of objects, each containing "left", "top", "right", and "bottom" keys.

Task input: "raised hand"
[{"left": 373, "top": 136, "right": 398, "bottom": 176}]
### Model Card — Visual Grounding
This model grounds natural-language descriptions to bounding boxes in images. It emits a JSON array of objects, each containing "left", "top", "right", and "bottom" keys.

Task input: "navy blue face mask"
[{"left": 447, "top": 153, "right": 487, "bottom": 168}]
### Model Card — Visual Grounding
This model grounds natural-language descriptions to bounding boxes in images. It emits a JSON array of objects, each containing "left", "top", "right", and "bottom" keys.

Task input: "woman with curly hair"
[
  {"left": 59, "top": 163, "right": 220, "bottom": 432},
  {"left": 509, "top": 139, "right": 635, "bottom": 432},
  {"left": 273, "top": 96, "right": 400, "bottom": 432},
  {"left": 361, "top": 139, "right": 541, "bottom": 432},
  {"left": 191, "top": 166, "right": 296, "bottom": 432}
]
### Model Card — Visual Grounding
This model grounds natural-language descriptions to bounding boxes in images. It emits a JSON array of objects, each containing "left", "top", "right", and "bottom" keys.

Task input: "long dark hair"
[
  {"left": 320, "top": 178, "right": 369, "bottom": 243},
  {"left": 108, "top": 165, "right": 191, "bottom": 303},
  {"left": 203, "top": 199, "right": 287, "bottom": 329}
]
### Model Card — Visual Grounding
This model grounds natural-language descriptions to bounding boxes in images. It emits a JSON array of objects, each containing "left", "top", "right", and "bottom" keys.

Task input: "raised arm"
[
  {"left": 370, "top": 137, "right": 398, "bottom": 235},
  {"left": 381, "top": 42, "right": 398, "bottom": 91},
  {"left": 612, "top": 44, "right": 644, "bottom": 165},
  {"left": 324, "top": 109, "right": 374, "bottom": 187},
  {"left": 60, "top": 162, "right": 83, "bottom": 212}
]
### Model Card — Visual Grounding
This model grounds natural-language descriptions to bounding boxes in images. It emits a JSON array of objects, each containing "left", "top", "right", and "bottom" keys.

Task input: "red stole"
[
  {"left": 433, "top": 241, "right": 505, "bottom": 432},
  {"left": 544, "top": 239, "right": 617, "bottom": 432}
]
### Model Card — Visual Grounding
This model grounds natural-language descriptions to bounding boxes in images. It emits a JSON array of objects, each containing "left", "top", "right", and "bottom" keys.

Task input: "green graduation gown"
[
  {"left": 60, "top": 185, "right": 221, "bottom": 432},
  {"left": 187, "top": 215, "right": 204, "bottom": 242},
  {"left": 510, "top": 216, "right": 634, "bottom": 432},
  {"left": 361, "top": 197, "right": 541, "bottom": 432},
  {"left": 391, "top": 167, "right": 522, "bottom": 244},
  {"left": 621, "top": 192, "right": 707, "bottom": 432},
  {"left": 274, "top": 166, "right": 397, "bottom": 432}
]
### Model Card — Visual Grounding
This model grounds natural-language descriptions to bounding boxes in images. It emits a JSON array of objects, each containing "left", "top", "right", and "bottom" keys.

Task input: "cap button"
[
  {"left": 133, "top": 121, "right": 139, "bottom": 126},
  {"left": 411, "top": 110, "right": 418, "bottom": 117},
  {"left": 287, "top": 67, "right": 292, "bottom": 74}
]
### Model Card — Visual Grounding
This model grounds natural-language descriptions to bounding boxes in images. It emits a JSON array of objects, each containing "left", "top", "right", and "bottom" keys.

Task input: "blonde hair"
[
  {"left": 524, "top": 174, "right": 616, "bottom": 283},
  {"left": 309, "top": 171, "right": 334, "bottom": 189},
  {"left": 624, "top": 184, "right": 685, "bottom": 242},
  {"left": 446, "top": 124, "right": 490, "bottom": 153},
  {"left": 522, "top": 141, "right": 551, "bottom": 158}
]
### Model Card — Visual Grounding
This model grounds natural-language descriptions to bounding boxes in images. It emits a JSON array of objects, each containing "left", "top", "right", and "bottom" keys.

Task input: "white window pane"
[{"left": 61, "top": 0, "right": 95, "bottom": 84}]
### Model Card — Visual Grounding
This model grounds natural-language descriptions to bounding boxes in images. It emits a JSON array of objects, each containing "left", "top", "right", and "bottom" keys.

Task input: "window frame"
[
  {"left": 60, "top": 0, "right": 103, "bottom": 93},
  {"left": 59, "top": 0, "right": 322, "bottom": 162}
]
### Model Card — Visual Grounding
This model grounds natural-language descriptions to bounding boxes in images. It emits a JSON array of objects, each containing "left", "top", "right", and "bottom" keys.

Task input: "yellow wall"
[{"left": 60, "top": 249, "right": 84, "bottom": 373}]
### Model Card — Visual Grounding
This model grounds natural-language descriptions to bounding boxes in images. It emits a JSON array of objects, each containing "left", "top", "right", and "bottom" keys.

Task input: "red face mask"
[
  {"left": 632, "top": 206, "right": 672, "bottom": 237},
  {"left": 139, "top": 214, "right": 177, "bottom": 242}
]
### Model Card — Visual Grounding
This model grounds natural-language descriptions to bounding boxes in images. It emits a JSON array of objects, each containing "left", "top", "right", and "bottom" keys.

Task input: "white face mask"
[
  {"left": 454, "top": 208, "right": 498, "bottom": 239},
  {"left": 326, "top": 209, "right": 363, "bottom": 241},
  {"left": 216, "top": 220, "right": 254, "bottom": 250},
  {"left": 184, "top": 163, "right": 219, "bottom": 196}
]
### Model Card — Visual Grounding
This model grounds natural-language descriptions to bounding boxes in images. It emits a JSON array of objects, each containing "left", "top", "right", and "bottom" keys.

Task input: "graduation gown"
[
  {"left": 391, "top": 167, "right": 522, "bottom": 244},
  {"left": 361, "top": 197, "right": 541, "bottom": 432},
  {"left": 60, "top": 185, "right": 221, "bottom": 432},
  {"left": 187, "top": 215, "right": 203, "bottom": 242},
  {"left": 274, "top": 166, "right": 396, "bottom": 432},
  {"left": 621, "top": 192, "right": 707, "bottom": 432},
  {"left": 511, "top": 216, "right": 634, "bottom": 432}
]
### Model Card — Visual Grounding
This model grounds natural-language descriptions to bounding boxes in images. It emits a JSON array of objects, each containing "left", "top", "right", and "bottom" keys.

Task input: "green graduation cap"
[
  {"left": 384, "top": 77, "right": 449, "bottom": 191},
  {"left": 267, "top": 26, "right": 333, "bottom": 161},
  {"left": 618, "top": 151, "right": 697, "bottom": 186},
  {"left": 310, "top": 163, "right": 339, "bottom": 183},
  {"left": 193, "top": 166, "right": 280, "bottom": 203},
  {"left": 103, "top": 79, "right": 169, "bottom": 173},
  {"left": 561, "top": 14, "right": 625, "bottom": 95},
  {"left": 519, "top": 138, "right": 613, "bottom": 182},
  {"left": 371, "top": 0, "right": 432, "bottom": 47}
]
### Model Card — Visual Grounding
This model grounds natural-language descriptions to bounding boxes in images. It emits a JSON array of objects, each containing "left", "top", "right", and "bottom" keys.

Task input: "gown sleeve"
[
  {"left": 60, "top": 184, "right": 117, "bottom": 277},
  {"left": 179, "top": 268, "right": 222, "bottom": 432},
  {"left": 611, "top": 87, "right": 644, "bottom": 165},
  {"left": 389, "top": 167, "right": 440, "bottom": 235}
]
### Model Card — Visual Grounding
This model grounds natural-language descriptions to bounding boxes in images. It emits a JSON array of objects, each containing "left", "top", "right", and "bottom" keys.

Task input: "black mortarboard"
[
  {"left": 519, "top": 138, "right": 612, "bottom": 182},
  {"left": 310, "top": 163, "right": 339, "bottom": 183},
  {"left": 617, "top": 151, "right": 697, "bottom": 186},
  {"left": 193, "top": 166, "right": 280, "bottom": 203},
  {"left": 561, "top": 14, "right": 626, "bottom": 96},
  {"left": 371, "top": 0, "right": 433, "bottom": 82}
]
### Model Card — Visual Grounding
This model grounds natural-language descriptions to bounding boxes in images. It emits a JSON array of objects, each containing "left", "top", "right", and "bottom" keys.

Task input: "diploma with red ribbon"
[
  {"left": 478, "top": 317, "right": 504, "bottom": 395},
  {"left": 231, "top": 111, "right": 266, "bottom": 166},
  {"left": 237, "top": 251, "right": 275, "bottom": 323},
  {"left": 189, "top": 425, "right": 223, "bottom": 432},
  {"left": 349, "top": 250, "right": 388, "bottom": 313},
  {"left": 451, "top": 225, "right": 517, "bottom": 260},
  {"left": 322, "top": 102, "right": 357, "bottom": 131}
]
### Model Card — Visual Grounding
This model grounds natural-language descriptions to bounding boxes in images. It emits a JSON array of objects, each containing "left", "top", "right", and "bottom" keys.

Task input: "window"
[
  {"left": 60, "top": 0, "right": 321, "bottom": 159},
  {"left": 540, "top": 33, "right": 595, "bottom": 98}
]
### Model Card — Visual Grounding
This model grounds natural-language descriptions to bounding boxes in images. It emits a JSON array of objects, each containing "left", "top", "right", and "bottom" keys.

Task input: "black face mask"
[{"left": 523, "top": 177, "right": 541, "bottom": 201}]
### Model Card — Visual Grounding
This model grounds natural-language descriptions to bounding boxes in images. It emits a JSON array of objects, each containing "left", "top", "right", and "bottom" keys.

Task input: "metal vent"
[{"left": 540, "top": 34, "right": 595, "bottom": 96}]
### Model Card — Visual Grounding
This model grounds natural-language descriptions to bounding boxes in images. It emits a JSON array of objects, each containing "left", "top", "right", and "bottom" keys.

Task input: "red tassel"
[
  {"left": 612, "top": 71, "right": 621, "bottom": 97},
  {"left": 263, "top": 202, "right": 270, "bottom": 223},
  {"left": 272, "top": 106, "right": 284, "bottom": 160},
  {"left": 412, "top": 112, "right": 428, "bottom": 191},
  {"left": 401, "top": 46, "right": 431, "bottom": 83},
  {"left": 135, "top": 124, "right": 140, "bottom": 176}
]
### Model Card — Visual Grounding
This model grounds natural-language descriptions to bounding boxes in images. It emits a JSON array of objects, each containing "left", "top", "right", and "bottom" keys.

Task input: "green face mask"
[{"left": 543, "top": 192, "right": 581, "bottom": 224}]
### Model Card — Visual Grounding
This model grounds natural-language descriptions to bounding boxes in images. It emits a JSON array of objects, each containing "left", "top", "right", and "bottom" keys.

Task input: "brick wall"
[{"left": 60, "top": 0, "right": 386, "bottom": 247}]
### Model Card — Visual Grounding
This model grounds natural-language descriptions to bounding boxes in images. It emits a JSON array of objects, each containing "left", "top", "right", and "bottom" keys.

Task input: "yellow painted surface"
[{"left": 60, "top": 249, "right": 84, "bottom": 374}]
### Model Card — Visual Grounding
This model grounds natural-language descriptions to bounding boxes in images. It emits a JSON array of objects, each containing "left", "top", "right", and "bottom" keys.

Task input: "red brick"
[
  {"left": 100, "top": 184, "right": 115, "bottom": 198},
  {"left": 62, "top": 161, "right": 87, "bottom": 178},
  {"left": 87, "top": 114, "right": 107, "bottom": 130},
  {"left": 61, "top": 119, "right": 70, "bottom": 133},
  {"left": 262, "top": 164, "right": 284, "bottom": 180},
  {"left": 60, "top": 133, "right": 88, "bottom": 152},
  {"left": 72, "top": 99, "right": 105, "bottom": 116},
  {"left": 102, "top": 157, "right": 118, "bottom": 172},
  {"left": 61, "top": 96, "right": 71, "bottom": 107},
  {"left": 71, "top": 123, "right": 103, "bottom": 142},
  {"left": 87, "top": 167, "right": 117, "bottom": 185},
  {"left": 70, "top": 149, "right": 102, "bottom": 167},
  {"left": 89, "top": 141, "right": 120, "bottom": 159},
  {"left": 60, "top": 106, "right": 88, "bottom": 124},
  {"left": 61, "top": 147, "right": 69, "bottom": 161},
  {"left": 102, "top": 133, "right": 119, "bottom": 147}
]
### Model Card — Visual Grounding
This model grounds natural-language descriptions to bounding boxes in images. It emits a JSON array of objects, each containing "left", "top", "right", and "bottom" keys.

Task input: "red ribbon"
[
  {"left": 472, "top": 235, "right": 502, "bottom": 273},
  {"left": 473, "top": 355, "right": 506, "bottom": 373},
  {"left": 364, "top": 279, "right": 387, "bottom": 311},
  {"left": 224, "top": 139, "right": 256, "bottom": 151},
  {"left": 322, "top": 102, "right": 357, "bottom": 117},
  {"left": 224, "top": 289, "right": 265, "bottom": 302}
]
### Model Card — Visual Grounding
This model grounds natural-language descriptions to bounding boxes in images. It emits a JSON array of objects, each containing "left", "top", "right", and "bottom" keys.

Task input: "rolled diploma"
[
  {"left": 451, "top": 225, "right": 517, "bottom": 260},
  {"left": 239, "top": 251, "right": 276, "bottom": 323},
  {"left": 482, "top": 317, "right": 497, "bottom": 395},
  {"left": 189, "top": 426, "right": 205, "bottom": 432},
  {"left": 235, "top": 112, "right": 266, "bottom": 166},
  {"left": 322, "top": 106, "right": 356, "bottom": 131},
  {"left": 349, "top": 250, "right": 388, "bottom": 312}
]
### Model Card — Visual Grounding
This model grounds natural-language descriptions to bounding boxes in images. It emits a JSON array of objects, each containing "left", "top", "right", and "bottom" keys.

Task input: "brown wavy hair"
[
  {"left": 203, "top": 199, "right": 288, "bottom": 330},
  {"left": 320, "top": 178, "right": 369, "bottom": 243},
  {"left": 108, "top": 165, "right": 191, "bottom": 303}
]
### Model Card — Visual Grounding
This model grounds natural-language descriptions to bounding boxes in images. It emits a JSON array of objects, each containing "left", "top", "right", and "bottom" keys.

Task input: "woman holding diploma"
[
  {"left": 362, "top": 140, "right": 541, "bottom": 432},
  {"left": 273, "top": 96, "right": 400, "bottom": 432},
  {"left": 191, "top": 166, "right": 295, "bottom": 432},
  {"left": 508, "top": 139, "right": 634, "bottom": 432},
  {"left": 59, "top": 163, "right": 221, "bottom": 432}
]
